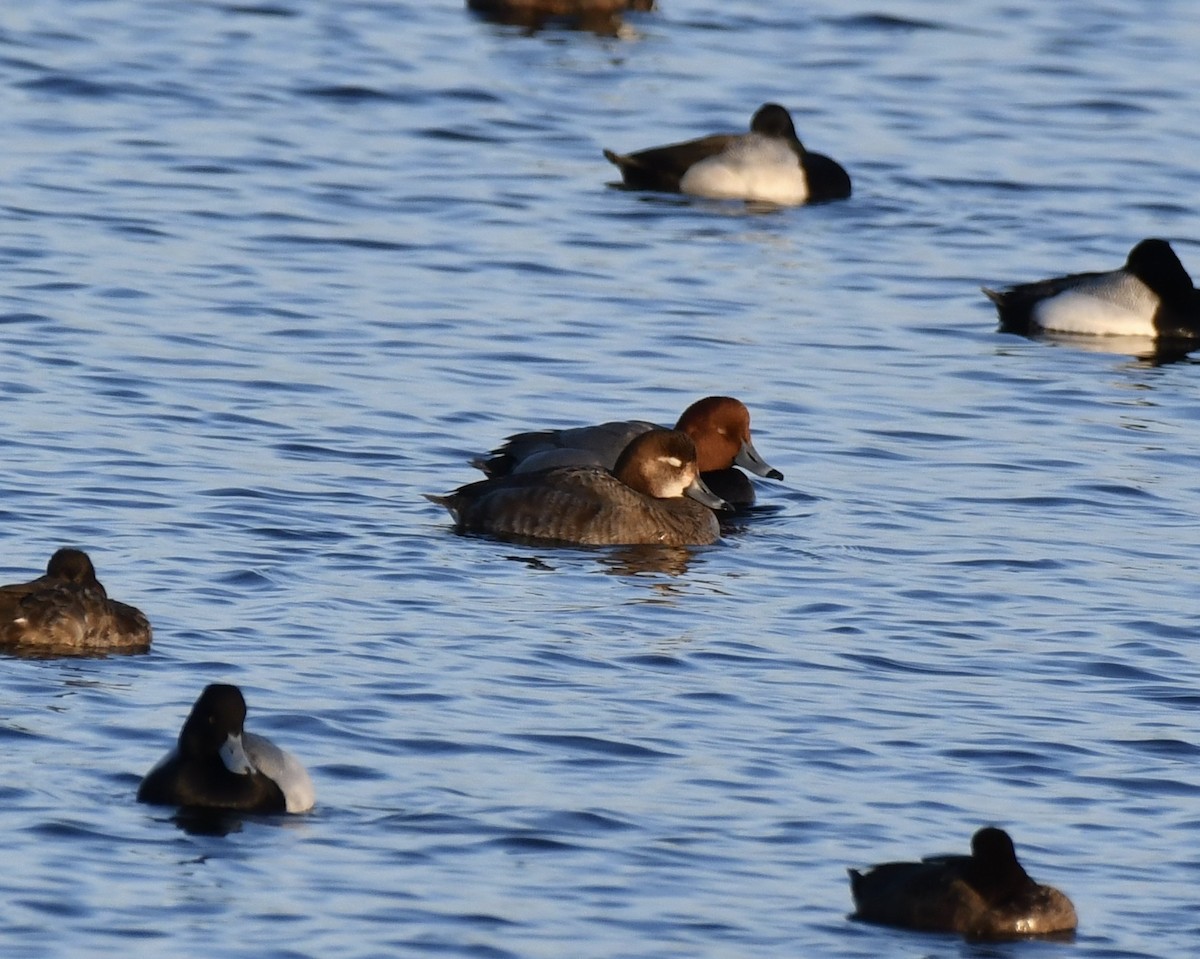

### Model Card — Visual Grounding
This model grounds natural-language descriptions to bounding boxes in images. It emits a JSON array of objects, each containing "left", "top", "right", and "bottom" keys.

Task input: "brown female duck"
[
  {"left": 432, "top": 429, "right": 728, "bottom": 546},
  {"left": 849, "top": 826, "right": 1077, "bottom": 939},
  {"left": 0, "top": 548, "right": 151, "bottom": 652}
]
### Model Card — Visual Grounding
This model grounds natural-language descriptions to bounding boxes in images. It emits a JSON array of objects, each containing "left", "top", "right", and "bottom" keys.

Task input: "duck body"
[
  {"left": 138, "top": 684, "right": 315, "bottom": 814},
  {"left": 0, "top": 549, "right": 151, "bottom": 652},
  {"left": 469, "top": 0, "right": 652, "bottom": 14},
  {"left": 481, "top": 418, "right": 653, "bottom": 477},
  {"left": 431, "top": 429, "right": 727, "bottom": 546},
  {"left": 984, "top": 238, "right": 1200, "bottom": 339},
  {"left": 472, "top": 396, "right": 782, "bottom": 510},
  {"left": 466, "top": 0, "right": 653, "bottom": 34},
  {"left": 604, "top": 103, "right": 850, "bottom": 205},
  {"left": 849, "top": 827, "right": 1077, "bottom": 939}
]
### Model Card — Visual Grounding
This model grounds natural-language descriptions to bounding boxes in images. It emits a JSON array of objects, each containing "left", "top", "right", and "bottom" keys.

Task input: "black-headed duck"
[
  {"left": 138, "top": 683, "right": 315, "bottom": 814},
  {"left": 984, "top": 238, "right": 1200, "bottom": 340},
  {"left": 604, "top": 103, "right": 851, "bottom": 205}
]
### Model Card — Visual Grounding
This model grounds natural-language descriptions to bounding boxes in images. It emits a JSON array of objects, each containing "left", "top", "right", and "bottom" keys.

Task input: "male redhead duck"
[
  {"left": 472, "top": 396, "right": 782, "bottom": 509},
  {"left": 984, "top": 238, "right": 1200, "bottom": 340},
  {"left": 138, "top": 684, "right": 315, "bottom": 814},
  {"left": 430, "top": 429, "right": 728, "bottom": 546},
  {"left": 0, "top": 548, "right": 151, "bottom": 653},
  {"left": 849, "top": 827, "right": 1078, "bottom": 939},
  {"left": 604, "top": 103, "right": 851, "bottom": 205}
]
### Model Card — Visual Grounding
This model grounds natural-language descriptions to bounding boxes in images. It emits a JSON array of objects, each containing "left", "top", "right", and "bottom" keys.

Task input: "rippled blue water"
[{"left": 3, "top": 1, "right": 1200, "bottom": 956}]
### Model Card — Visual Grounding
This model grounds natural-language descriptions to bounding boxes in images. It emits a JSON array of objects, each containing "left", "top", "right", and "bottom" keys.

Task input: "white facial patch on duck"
[
  {"left": 651, "top": 455, "right": 694, "bottom": 498},
  {"left": 679, "top": 135, "right": 809, "bottom": 204},
  {"left": 1033, "top": 272, "right": 1159, "bottom": 336}
]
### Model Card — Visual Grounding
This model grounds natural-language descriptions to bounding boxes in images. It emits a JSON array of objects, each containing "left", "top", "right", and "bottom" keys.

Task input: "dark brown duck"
[
  {"left": 849, "top": 826, "right": 1077, "bottom": 939},
  {"left": 0, "top": 548, "right": 151, "bottom": 653},
  {"left": 431, "top": 428, "right": 728, "bottom": 546}
]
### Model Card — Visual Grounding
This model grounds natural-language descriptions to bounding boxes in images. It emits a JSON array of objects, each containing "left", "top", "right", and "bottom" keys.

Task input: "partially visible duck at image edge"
[
  {"left": 604, "top": 103, "right": 851, "bottom": 206},
  {"left": 0, "top": 548, "right": 151, "bottom": 653},
  {"left": 984, "top": 238, "right": 1200, "bottom": 340},
  {"left": 848, "top": 826, "right": 1078, "bottom": 939},
  {"left": 430, "top": 428, "right": 729, "bottom": 546},
  {"left": 466, "top": 0, "right": 654, "bottom": 31},
  {"left": 473, "top": 395, "right": 783, "bottom": 509},
  {"left": 138, "top": 683, "right": 315, "bottom": 814}
]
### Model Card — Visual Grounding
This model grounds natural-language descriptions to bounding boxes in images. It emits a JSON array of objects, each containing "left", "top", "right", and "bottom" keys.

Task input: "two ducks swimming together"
[{"left": 428, "top": 395, "right": 784, "bottom": 547}]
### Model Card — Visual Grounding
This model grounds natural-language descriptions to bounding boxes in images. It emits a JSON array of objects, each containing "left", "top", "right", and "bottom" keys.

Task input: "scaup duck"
[
  {"left": 472, "top": 396, "right": 782, "bottom": 509},
  {"left": 0, "top": 548, "right": 151, "bottom": 653},
  {"left": 984, "top": 238, "right": 1200, "bottom": 339},
  {"left": 604, "top": 103, "right": 851, "bottom": 205},
  {"left": 849, "top": 826, "right": 1077, "bottom": 939},
  {"left": 138, "top": 684, "right": 315, "bottom": 814},
  {"left": 430, "top": 428, "right": 728, "bottom": 546}
]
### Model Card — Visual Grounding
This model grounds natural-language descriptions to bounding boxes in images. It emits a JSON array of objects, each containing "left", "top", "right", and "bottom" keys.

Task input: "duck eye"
[{"left": 665, "top": 456, "right": 683, "bottom": 467}]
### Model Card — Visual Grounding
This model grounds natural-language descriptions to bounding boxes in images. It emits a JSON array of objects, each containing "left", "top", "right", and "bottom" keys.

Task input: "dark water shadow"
[
  {"left": 154, "top": 806, "right": 312, "bottom": 837},
  {"left": 597, "top": 544, "right": 698, "bottom": 577},
  {"left": 483, "top": 540, "right": 710, "bottom": 577}
]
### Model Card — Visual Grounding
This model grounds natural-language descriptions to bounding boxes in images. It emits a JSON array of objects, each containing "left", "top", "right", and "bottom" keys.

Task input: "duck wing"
[{"left": 605, "top": 135, "right": 738, "bottom": 191}]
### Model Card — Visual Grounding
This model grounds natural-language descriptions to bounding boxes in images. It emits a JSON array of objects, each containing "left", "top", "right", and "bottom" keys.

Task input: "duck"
[
  {"left": 467, "top": 0, "right": 654, "bottom": 33},
  {"left": 603, "top": 103, "right": 851, "bottom": 205},
  {"left": 472, "top": 395, "right": 782, "bottom": 509},
  {"left": 0, "top": 548, "right": 151, "bottom": 652},
  {"left": 984, "top": 238, "right": 1200, "bottom": 339},
  {"left": 430, "top": 428, "right": 728, "bottom": 546},
  {"left": 848, "top": 826, "right": 1078, "bottom": 939},
  {"left": 138, "top": 684, "right": 315, "bottom": 814}
]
